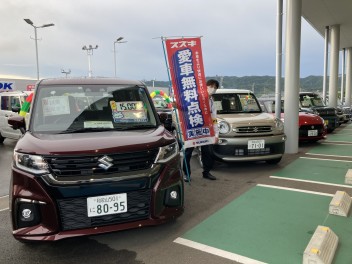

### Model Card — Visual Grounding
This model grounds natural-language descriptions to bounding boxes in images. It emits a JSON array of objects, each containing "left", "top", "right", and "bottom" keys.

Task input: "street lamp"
[
  {"left": 113, "top": 37, "right": 127, "bottom": 77},
  {"left": 24, "top": 19, "right": 55, "bottom": 80},
  {"left": 82, "top": 45, "right": 98, "bottom": 77}
]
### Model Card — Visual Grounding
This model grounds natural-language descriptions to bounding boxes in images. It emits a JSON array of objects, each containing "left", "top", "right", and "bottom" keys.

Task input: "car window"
[
  {"left": 1, "top": 95, "right": 22, "bottom": 111},
  {"left": 31, "top": 85, "right": 157, "bottom": 133},
  {"left": 300, "top": 94, "right": 325, "bottom": 107},
  {"left": 213, "top": 93, "right": 261, "bottom": 114}
]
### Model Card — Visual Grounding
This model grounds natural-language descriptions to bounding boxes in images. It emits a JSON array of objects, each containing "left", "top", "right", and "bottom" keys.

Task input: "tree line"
[{"left": 144, "top": 75, "right": 344, "bottom": 97}]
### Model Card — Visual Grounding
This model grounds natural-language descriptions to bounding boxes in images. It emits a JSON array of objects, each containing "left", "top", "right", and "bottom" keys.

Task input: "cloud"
[{"left": 0, "top": 0, "right": 325, "bottom": 81}]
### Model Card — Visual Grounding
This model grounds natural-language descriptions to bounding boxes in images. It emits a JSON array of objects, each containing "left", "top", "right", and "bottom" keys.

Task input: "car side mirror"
[
  {"left": 8, "top": 116, "right": 26, "bottom": 134},
  {"left": 12, "top": 106, "right": 21, "bottom": 113},
  {"left": 158, "top": 112, "right": 168, "bottom": 124}
]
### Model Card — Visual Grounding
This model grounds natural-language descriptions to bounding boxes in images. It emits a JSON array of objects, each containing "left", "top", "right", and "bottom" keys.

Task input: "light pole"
[
  {"left": 113, "top": 37, "right": 127, "bottom": 77},
  {"left": 24, "top": 19, "right": 55, "bottom": 80},
  {"left": 82, "top": 45, "right": 98, "bottom": 77}
]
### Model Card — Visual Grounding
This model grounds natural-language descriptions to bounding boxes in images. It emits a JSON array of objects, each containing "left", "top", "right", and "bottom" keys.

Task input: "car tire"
[
  {"left": 0, "top": 133, "right": 5, "bottom": 143},
  {"left": 266, "top": 157, "right": 282, "bottom": 164}
]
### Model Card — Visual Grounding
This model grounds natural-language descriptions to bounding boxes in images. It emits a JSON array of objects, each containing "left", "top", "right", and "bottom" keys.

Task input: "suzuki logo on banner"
[{"left": 0, "top": 82, "right": 15, "bottom": 92}]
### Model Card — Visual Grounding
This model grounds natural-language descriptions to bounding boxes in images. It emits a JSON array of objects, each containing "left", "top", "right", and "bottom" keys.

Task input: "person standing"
[{"left": 183, "top": 79, "right": 219, "bottom": 182}]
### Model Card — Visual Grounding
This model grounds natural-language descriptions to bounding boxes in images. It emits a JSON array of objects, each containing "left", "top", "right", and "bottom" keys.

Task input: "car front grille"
[
  {"left": 57, "top": 189, "right": 152, "bottom": 231},
  {"left": 299, "top": 124, "right": 325, "bottom": 137},
  {"left": 236, "top": 126, "right": 272, "bottom": 134},
  {"left": 316, "top": 109, "right": 335, "bottom": 116},
  {"left": 43, "top": 149, "right": 159, "bottom": 177},
  {"left": 214, "top": 146, "right": 275, "bottom": 156}
]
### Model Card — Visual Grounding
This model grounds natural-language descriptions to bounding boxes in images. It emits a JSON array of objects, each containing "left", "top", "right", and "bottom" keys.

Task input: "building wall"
[{"left": 0, "top": 78, "right": 36, "bottom": 92}]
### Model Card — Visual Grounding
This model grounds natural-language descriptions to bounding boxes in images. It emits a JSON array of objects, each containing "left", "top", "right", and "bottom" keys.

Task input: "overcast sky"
[{"left": 1, "top": 0, "right": 325, "bottom": 81}]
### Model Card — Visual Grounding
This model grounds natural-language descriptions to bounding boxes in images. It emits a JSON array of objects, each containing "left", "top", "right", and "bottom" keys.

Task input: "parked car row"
[{"left": 259, "top": 98, "right": 327, "bottom": 142}]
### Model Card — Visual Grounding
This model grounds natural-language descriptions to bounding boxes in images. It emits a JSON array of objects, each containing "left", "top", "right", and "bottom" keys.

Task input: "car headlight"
[
  {"left": 274, "top": 118, "right": 284, "bottom": 131},
  {"left": 218, "top": 121, "right": 231, "bottom": 134},
  {"left": 155, "top": 142, "right": 178, "bottom": 163},
  {"left": 13, "top": 152, "right": 49, "bottom": 174}
]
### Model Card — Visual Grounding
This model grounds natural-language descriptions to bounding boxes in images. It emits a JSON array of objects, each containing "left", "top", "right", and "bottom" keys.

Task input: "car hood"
[
  {"left": 218, "top": 112, "right": 275, "bottom": 126},
  {"left": 15, "top": 126, "right": 172, "bottom": 155},
  {"left": 298, "top": 112, "right": 324, "bottom": 125}
]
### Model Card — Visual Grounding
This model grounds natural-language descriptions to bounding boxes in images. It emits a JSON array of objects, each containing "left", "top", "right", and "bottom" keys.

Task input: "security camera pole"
[
  {"left": 82, "top": 45, "right": 98, "bottom": 77},
  {"left": 24, "top": 19, "right": 55, "bottom": 80},
  {"left": 61, "top": 69, "right": 71, "bottom": 78}
]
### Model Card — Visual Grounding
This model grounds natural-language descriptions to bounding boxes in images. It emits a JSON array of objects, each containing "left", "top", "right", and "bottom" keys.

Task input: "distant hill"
[{"left": 145, "top": 75, "right": 341, "bottom": 97}]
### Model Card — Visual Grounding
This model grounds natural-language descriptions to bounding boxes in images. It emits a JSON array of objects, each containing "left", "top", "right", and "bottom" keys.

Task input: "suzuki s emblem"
[
  {"left": 311, "top": 125, "right": 315, "bottom": 129},
  {"left": 98, "top": 155, "right": 114, "bottom": 170}
]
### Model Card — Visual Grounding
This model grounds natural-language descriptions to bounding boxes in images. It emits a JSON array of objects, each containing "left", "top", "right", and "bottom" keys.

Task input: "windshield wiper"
[
  {"left": 59, "top": 127, "right": 115, "bottom": 134},
  {"left": 116, "top": 124, "right": 157, "bottom": 130}
]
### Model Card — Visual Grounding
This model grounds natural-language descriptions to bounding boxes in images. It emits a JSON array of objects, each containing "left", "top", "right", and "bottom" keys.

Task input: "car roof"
[
  {"left": 38, "top": 77, "right": 144, "bottom": 86},
  {"left": 214, "top": 88, "right": 253, "bottom": 94}
]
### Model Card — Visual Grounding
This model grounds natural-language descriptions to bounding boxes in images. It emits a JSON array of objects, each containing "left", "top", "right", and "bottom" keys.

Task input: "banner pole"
[{"left": 160, "top": 37, "right": 190, "bottom": 183}]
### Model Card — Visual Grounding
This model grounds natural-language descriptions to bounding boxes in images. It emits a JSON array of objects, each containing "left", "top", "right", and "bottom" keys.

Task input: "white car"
[{"left": 0, "top": 91, "right": 32, "bottom": 143}]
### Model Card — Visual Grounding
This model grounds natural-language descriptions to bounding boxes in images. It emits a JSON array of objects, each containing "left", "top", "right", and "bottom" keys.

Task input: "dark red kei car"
[
  {"left": 8, "top": 78, "right": 183, "bottom": 242},
  {"left": 260, "top": 99, "right": 327, "bottom": 142}
]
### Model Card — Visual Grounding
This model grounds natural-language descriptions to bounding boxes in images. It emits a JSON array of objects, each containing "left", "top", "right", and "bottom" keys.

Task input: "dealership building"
[{"left": 0, "top": 78, "right": 36, "bottom": 92}]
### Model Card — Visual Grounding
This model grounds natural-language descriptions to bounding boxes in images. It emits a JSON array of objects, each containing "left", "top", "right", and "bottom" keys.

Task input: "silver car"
[{"left": 212, "top": 89, "right": 286, "bottom": 164}]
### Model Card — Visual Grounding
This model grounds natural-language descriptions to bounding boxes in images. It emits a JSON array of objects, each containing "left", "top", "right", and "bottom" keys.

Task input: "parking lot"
[{"left": 1, "top": 123, "right": 352, "bottom": 263}]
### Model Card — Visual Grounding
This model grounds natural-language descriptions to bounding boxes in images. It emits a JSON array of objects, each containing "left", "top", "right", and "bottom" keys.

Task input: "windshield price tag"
[
  {"left": 248, "top": 139, "right": 265, "bottom": 150},
  {"left": 87, "top": 193, "right": 127, "bottom": 217},
  {"left": 115, "top": 101, "right": 143, "bottom": 111},
  {"left": 110, "top": 100, "right": 147, "bottom": 123}
]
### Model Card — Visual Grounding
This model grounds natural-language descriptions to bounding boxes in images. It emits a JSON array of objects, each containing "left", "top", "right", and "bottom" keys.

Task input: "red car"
[{"left": 259, "top": 99, "right": 327, "bottom": 142}]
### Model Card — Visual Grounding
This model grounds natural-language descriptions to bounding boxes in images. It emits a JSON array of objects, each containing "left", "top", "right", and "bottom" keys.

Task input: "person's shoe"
[
  {"left": 203, "top": 172, "right": 216, "bottom": 180},
  {"left": 183, "top": 176, "right": 191, "bottom": 182}
]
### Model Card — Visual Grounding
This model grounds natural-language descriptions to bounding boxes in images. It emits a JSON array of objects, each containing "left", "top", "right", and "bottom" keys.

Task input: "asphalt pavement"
[{"left": 0, "top": 126, "right": 350, "bottom": 264}]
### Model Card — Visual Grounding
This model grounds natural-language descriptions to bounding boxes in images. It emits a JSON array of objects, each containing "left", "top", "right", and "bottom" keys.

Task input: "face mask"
[{"left": 207, "top": 87, "right": 215, "bottom": 95}]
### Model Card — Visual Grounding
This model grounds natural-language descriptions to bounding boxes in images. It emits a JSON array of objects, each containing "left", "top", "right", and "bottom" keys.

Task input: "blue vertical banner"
[{"left": 165, "top": 37, "right": 215, "bottom": 148}]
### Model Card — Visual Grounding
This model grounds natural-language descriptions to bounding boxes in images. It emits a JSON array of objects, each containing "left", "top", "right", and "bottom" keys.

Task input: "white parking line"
[
  {"left": 300, "top": 156, "right": 352, "bottom": 162},
  {"left": 257, "top": 184, "right": 334, "bottom": 196},
  {"left": 269, "top": 176, "right": 352, "bottom": 189},
  {"left": 320, "top": 142, "right": 352, "bottom": 146},
  {"left": 0, "top": 195, "right": 9, "bottom": 211},
  {"left": 174, "top": 237, "right": 267, "bottom": 264},
  {"left": 306, "top": 153, "right": 352, "bottom": 159}
]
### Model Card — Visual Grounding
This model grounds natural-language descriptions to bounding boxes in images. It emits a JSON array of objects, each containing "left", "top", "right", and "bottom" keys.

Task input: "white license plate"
[
  {"left": 248, "top": 139, "right": 265, "bottom": 149},
  {"left": 308, "top": 129, "right": 318, "bottom": 136},
  {"left": 87, "top": 193, "right": 127, "bottom": 217}
]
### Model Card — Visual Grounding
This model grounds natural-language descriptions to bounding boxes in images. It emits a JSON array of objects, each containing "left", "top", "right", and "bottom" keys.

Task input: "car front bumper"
[
  {"left": 10, "top": 157, "right": 184, "bottom": 242},
  {"left": 213, "top": 134, "right": 286, "bottom": 162}
]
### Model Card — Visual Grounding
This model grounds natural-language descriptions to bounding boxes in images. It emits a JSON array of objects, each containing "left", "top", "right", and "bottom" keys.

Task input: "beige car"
[{"left": 212, "top": 89, "right": 286, "bottom": 164}]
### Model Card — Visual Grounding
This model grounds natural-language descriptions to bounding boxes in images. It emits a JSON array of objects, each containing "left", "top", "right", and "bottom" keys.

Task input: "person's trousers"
[{"left": 183, "top": 144, "right": 214, "bottom": 177}]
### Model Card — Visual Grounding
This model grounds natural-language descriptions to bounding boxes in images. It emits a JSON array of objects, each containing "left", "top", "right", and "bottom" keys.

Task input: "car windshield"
[
  {"left": 260, "top": 100, "right": 284, "bottom": 113},
  {"left": 30, "top": 84, "right": 157, "bottom": 134},
  {"left": 153, "top": 98, "right": 168, "bottom": 109},
  {"left": 213, "top": 93, "right": 261, "bottom": 114},
  {"left": 300, "top": 94, "right": 325, "bottom": 107}
]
